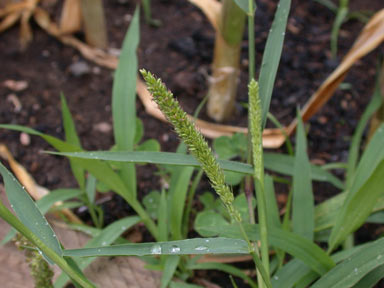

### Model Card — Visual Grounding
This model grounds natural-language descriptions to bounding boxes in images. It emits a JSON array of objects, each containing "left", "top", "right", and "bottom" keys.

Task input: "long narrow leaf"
[
  {"left": 329, "top": 159, "right": 384, "bottom": 251},
  {"left": 55, "top": 216, "right": 140, "bottom": 287},
  {"left": 348, "top": 124, "right": 384, "bottom": 199},
  {"left": 0, "top": 124, "right": 129, "bottom": 200},
  {"left": 345, "top": 67, "right": 382, "bottom": 188},
  {"left": 259, "top": 0, "right": 291, "bottom": 127},
  {"left": 315, "top": 193, "right": 384, "bottom": 232},
  {"left": 161, "top": 256, "right": 180, "bottom": 288},
  {"left": 0, "top": 162, "right": 62, "bottom": 257},
  {"left": 112, "top": 7, "right": 140, "bottom": 198},
  {"left": 312, "top": 237, "right": 384, "bottom": 288},
  {"left": 1, "top": 188, "right": 82, "bottom": 245},
  {"left": 61, "top": 93, "right": 85, "bottom": 189},
  {"left": 292, "top": 114, "right": 314, "bottom": 240},
  {"left": 45, "top": 150, "right": 343, "bottom": 188},
  {"left": 194, "top": 218, "right": 334, "bottom": 275},
  {"left": 352, "top": 264, "right": 384, "bottom": 288},
  {"left": 62, "top": 237, "right": 248, "bottom": 257}
]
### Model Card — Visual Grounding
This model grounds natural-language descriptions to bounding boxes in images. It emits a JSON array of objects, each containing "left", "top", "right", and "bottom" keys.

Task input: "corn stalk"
[{"left": 206, "top": 0, "right": 246, "bottom": 122}]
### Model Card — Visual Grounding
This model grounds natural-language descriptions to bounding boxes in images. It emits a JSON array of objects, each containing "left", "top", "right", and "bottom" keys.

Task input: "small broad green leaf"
[
  {"left": 312, "top": 237, "right": 384, "bottom": 288},
  {"left": 224, "top": 170, "right": 244, "bottom": 185},
  {"left": 63, "top": 237, "right": 248, "bottom": 257},
  {"left": 194, "top": 211, "right": 229, "bottom": 237},
  {"left": 136, "top": 139, "right": 161, "bottom": 152},
  {"left": 0, "top": 162, "right": 62, "bottom": 258},
  {"left": 199, "top": 192, "right": 216, "bottom": 210},
  {"left": 213, "top": 136, "right": 237, "bottom": 160},
  {"left": 234, "top": 194, "right": 255, "bottom": 222},
  {"left": 329, "top": 160, "right": 384, "bottom": 251},
  {"left": 233, "top": 0, "right": 256, "bottom": 15},
  {"left": 259, "top": 0, "right": 291, "bottom": 128},
  {"left": 292, "top": 113, "right": 314, "bottom": 240}
]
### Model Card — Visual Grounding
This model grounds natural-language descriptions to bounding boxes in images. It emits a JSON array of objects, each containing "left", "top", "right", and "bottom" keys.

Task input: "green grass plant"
[{"left": 1, "top": 2, "right": 384, "bottom": 288}]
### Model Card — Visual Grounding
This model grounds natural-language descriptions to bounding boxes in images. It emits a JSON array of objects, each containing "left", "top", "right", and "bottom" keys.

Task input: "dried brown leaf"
[
  {"left": 0, "top": 11, "right": 20, "bottom": 33},
  {"left": 59, "top": 0, "right": 81, "bottom": 34},
  {"left": 188, "top": 0, "right": 221, "bottom": 31}
]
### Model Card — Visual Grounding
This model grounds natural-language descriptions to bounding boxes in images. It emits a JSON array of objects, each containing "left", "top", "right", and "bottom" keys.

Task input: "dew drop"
[
  {"left": 102, "top": 241, "right": 107, "bottom": 246},
  {"left": 97, "top": 249, "right": 101, "bottom": 252},
  {"left": 170, "top": 245, "right": 180, "bottom": 253},
  {"left": 205, "top": 239, "right": 210, "bottom": 243},
  {"left": 273, "top": 275, "right": 279, "bottom": 281},
  {"left": 121, "top": 226, "right": 126, "bottom": 231},
  {"left": 151, "top": 244, "right": 162, "bottom": 255},
  {"left": 282, "top": 32, "right": 286, "bottom": 36},
  {"left": 195, "top": 246, "right": 208, "bottom": 251},
  {"left": 377, "top": 255, "right": 382, "bottom": 260},
  {"left": 354, "top": 268, "right": 358, "bottom": 274}
]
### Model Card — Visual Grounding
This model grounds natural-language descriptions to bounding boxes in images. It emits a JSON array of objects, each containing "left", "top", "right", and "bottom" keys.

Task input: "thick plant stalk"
[
  {"left": 80, "top": 0, "right": 108, "bottom": 49},
  {"left": 207, "top": 0, "right": 246, "bottom": 122}
]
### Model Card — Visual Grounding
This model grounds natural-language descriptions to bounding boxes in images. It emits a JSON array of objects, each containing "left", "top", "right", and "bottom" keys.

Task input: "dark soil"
[{"left": 0, "top": 0, "right": 383, "bottom": 287}]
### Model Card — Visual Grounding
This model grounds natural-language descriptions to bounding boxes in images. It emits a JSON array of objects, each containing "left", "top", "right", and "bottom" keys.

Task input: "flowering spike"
[{"left": 140, "top": 69, "right": 241, "bottom": 222}]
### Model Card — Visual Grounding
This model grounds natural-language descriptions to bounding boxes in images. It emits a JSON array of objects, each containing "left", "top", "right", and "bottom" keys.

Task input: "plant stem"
[
  {"left": 249, "top": 80, "right": 270, "bottom": 287},
  {"left": 0, "top": 201, "right": 95, "bottom": 288},
  {"left": 248, "top": 0, "right": 255, "bottom": 80},
  {"left": 129, "top": 198, "right": 159, "bottom": 240},
  {"left": 183, "top": 169, "right": 203, "bottom": 238}
]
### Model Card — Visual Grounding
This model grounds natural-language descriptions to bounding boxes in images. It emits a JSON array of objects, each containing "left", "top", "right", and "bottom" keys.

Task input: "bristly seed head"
[{"left": 140, "top": 69, "right": 241, "bottom": 222}]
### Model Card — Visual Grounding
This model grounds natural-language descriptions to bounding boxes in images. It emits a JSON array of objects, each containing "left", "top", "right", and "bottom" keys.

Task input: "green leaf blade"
[
  {"left": 259, "top": 0, "right": 291, "bottom": 127},
  {"left": 292, "top": 115, "right": 314, "bottom": 240},
  {"left": 112, "top": 7, "right": 140, "bottom": 198},
  {"left": 0, "top": 163, "right": 62, "bottom": 257},
  {"left": 329, "top": 159, "right": 384, "bottom": 250},
  {"left": 62, "top": 237, "right": 249, "bottom": 257}
]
